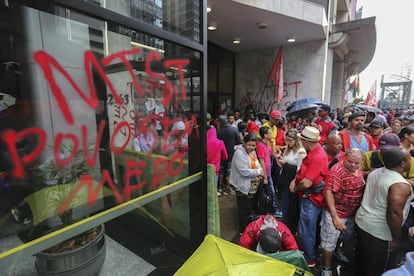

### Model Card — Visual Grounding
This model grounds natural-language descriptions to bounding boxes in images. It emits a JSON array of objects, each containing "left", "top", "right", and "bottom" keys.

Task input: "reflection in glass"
[
  {"left": 92, "top": 0, "right": 201, "bottom": 42},
  {"left": 0, "top": 2, "right": 202, "bottom": 264}
]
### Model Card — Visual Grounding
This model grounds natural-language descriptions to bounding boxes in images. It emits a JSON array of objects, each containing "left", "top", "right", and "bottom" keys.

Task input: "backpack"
[
  {"left": 370, "top": 150, "right": 384, "bottom": 169},
  {"left": 254, "top": 181, "right": 273, "bottom": 215}
]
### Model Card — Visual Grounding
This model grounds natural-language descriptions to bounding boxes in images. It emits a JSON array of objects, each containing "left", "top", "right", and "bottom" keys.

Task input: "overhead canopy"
[{"left": 331, "top": 16, "right": 377, "bottom": 76}]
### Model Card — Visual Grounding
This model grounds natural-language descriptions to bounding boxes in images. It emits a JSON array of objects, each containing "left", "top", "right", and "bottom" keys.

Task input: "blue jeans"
[
  {"left": 298, "top": 197, "right": 322, "bottom": 262},
  {"left": 267, "top": 176, "right": 279, "bottom": 215}
]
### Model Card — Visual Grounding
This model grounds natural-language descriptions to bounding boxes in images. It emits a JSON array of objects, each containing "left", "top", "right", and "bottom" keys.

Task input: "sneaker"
[
  {"left": 274, "top": 210, "right": 283, "bottom": 218},
  {"left": 223, "top": 189, "right": 229, "bottom": 195},
  {"left": 217, "top": 191, "right": 222, "bottom": 196},
  {"left": 307, "top": 260, "right": 316, "bottom": 268},
  {"left": 11, "top": 207, "right": 21, "bottom": 222},
  {"left": 218, "top": 187, "right": 224, "bottom": 193},
  {"left": 229, "top": 187, "right": 236, "bottom": 195},
  {"left": 333, "top": 248, "right": 350, "bottom": 264},
  {"left": 321, "top": 268, "right": 333, "bottom": 276},
  {"left": 22, "top": 218, "right": 32, "bottom": 225}
]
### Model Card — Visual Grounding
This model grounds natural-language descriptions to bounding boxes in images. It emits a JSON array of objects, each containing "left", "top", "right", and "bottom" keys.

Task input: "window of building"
[{"left": 0, "top": 1, "right": 206, "bottom": 273}]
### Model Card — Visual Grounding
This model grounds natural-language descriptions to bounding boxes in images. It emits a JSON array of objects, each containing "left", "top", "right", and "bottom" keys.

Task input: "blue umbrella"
[
  {"left": 286, "top": 103, "right": 320, "bottom": 116},
  {"left": 286, "top": 98, "right": 325, "bottom": 111}
]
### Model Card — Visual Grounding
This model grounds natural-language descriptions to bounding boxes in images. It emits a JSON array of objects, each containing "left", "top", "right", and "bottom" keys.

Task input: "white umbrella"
[{"left": 0, "top": 92, "right": 16, "bottom": 111}]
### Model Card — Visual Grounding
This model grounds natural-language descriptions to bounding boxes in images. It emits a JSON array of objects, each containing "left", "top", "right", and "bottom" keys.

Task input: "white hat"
[{"left": 298, "top": 126, "right": 320, "bottom": 142}]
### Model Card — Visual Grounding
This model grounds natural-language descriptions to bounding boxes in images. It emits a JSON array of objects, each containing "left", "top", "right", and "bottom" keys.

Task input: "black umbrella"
[
  {"left": 286, "top": 98, "right": 326, "bottom": 111},
  {"left": 286, "top": 103, "right": 320, "bottom": 117},
  {"left": 355, "top": 104, "right": 381, "bottom": 113}
]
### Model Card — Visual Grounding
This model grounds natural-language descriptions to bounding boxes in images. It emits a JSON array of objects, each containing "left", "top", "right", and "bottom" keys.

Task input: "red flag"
[
  {"left": 269, "top": 47, "right": 284, "bottom": 104},
  {"left": 364, "top": 80, "right": 377, "bottom": 107},
  {"left": 350, "top": 74, "right": 360, "bottom": 97}
]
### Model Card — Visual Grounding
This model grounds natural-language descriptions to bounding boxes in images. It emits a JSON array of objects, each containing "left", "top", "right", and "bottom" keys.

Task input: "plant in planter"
[{"left": 26, "top": 144, "right": 107, "bottom": 275}]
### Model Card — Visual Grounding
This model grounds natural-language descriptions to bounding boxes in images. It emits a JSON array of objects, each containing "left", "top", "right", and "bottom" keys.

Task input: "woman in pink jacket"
[{"left": 207, "top": 127, "right": 228, "bottom": 194}]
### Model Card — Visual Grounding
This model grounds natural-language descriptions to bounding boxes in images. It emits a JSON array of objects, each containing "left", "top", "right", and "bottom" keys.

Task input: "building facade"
[{"left": 207, "top": 0, "right": 376, "bottom": 115}]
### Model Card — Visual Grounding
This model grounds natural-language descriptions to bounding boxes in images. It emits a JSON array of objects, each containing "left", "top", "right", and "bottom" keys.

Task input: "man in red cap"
[{"left": 262, "top": 110, "right": 286, "bottom": 149}]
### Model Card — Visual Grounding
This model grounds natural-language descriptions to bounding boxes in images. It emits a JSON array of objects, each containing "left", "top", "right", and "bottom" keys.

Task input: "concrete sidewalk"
[{"left": 1, "top": 235, "right": 155, "bottom": 276}]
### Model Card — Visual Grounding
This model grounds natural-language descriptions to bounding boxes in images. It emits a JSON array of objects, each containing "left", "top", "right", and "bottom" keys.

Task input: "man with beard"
[{"left": 339, "top": 111, "right": 375, "bottom": 153}]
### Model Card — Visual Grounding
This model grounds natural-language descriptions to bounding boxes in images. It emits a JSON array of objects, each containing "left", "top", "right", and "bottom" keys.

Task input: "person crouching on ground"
[
  {"left": 239, "top": 213, "right": 298, "bottom": 253},
  {"left": 230, "top": 133, "right": 265, "bottom": 233}
]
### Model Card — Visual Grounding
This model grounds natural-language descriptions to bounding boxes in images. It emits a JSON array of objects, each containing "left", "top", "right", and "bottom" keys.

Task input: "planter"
[{"left": 35, "top": 225, "right": 106, "bottom": 276}]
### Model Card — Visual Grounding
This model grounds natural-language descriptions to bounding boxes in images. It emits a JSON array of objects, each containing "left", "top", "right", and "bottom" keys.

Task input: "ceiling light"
[
  {"left": 206, "top": 6, "right": 212, "bottom": 13},
  {"left": 287, "top": 37, "right": 296, "bottom": 43},
  {"left": 208, "top": 23, "right": 217, "bottom": 31},
  {"left": 232, "top": 38, "right": 241, "bottom": 44},
  {"left": 256, "top": 22, "right": 268, "bottom": 30}
]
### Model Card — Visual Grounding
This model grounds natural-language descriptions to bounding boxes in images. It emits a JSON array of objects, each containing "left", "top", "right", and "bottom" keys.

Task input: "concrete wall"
[{"left": 235, "top": 40, "right": 327, "bottom": 115}]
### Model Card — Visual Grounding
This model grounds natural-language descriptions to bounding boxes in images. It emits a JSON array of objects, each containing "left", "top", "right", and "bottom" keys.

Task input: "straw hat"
[{"left": 298, "top": 126, "right": 321, "bottom": 142}]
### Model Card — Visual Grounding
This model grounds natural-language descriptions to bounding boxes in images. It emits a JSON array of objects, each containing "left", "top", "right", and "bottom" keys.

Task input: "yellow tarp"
[{"left": 175, "top": 234, "right": 298, "bottom": 276}]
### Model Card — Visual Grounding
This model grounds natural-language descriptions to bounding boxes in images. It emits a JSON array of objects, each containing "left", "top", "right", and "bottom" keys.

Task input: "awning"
[{"left": 330, "top": 16, "right": 376, "bottom": 75}]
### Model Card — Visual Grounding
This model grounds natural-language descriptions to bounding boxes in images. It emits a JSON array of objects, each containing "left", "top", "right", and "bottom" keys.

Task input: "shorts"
[
  {"left": 320, "top": 210, "right": 355, "bottom": 251},
  {"left": 220, "top": 160, "right": 231, "bottom": 176}
]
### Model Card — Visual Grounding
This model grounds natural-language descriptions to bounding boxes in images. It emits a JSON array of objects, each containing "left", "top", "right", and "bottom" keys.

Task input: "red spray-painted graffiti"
[
  {"left": 2, "top": 48, "right": 195, "bottom": 213},
  {"left": 238, "top": 80, "right": 302, "bottom": 113}
]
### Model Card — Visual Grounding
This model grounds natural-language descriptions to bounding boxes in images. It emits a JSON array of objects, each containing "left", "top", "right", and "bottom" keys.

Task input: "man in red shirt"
[
  {"left": 368, "top": 119, "right": 383, "bottom": 149},
  {"left": 320, "top": 148, "right": 365, "bottom": 275},
  {"left": 239, "top": 213, "right": 298, "bottom": 253},
  {"left": 314, "top": 104, "right": 336, "bottom": 146},
  {"left": 289, "top": 126, "right": 329, "bottom": 267}
]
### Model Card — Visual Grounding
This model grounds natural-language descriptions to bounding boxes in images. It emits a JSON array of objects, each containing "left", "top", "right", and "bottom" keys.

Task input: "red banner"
[
  {"left": 364, "top": 80, "right": 377, "bottom": 107},
  {"left": 269, "top": 47, "right": 283, "bottom": 104}
]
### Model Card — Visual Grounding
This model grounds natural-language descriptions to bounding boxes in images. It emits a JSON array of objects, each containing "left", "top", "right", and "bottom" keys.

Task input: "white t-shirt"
[{"left": 355, "top": 167, "right": 414, "bottom": 241}]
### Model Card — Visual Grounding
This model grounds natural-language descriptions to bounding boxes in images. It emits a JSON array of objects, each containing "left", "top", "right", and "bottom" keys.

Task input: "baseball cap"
[
  {"left": 379, "top": 133, "right": 400, "bottom": 150},
  {"left": 270, "top": 110, "right": 283, "bottom": 120},
  {"left": 348, "top": 111, "right": 366, "bottom": 122},
  {"left": 256, "top": 228, "right": 282, "bottom": 254},
  {"left": 369, "top": 120, "right": 383, "bottom": 128},
  {"left": 318, "top": 104, "right": 331, "bottom": 112}
]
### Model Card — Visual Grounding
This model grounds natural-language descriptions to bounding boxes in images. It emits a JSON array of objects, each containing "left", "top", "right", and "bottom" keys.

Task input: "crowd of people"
[{"left": 206, "top": 104, "right": 414, "bottom": 275}]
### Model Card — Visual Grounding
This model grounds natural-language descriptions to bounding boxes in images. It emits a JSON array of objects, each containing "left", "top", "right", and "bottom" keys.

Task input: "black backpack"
[
  {"left": 371, "top": 150, "right": 384, "bottom": 169},
  {"left": 254, "top": 181, "right": 273, "bottom": 215}
]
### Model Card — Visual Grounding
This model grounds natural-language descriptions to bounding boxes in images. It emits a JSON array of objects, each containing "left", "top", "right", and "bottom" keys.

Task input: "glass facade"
[
  {"left": 0, "top": 0, "right": 206, "bottom": 274},
  {"left": 207, "top": 43, "right": 234, "bottom": 116}
]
